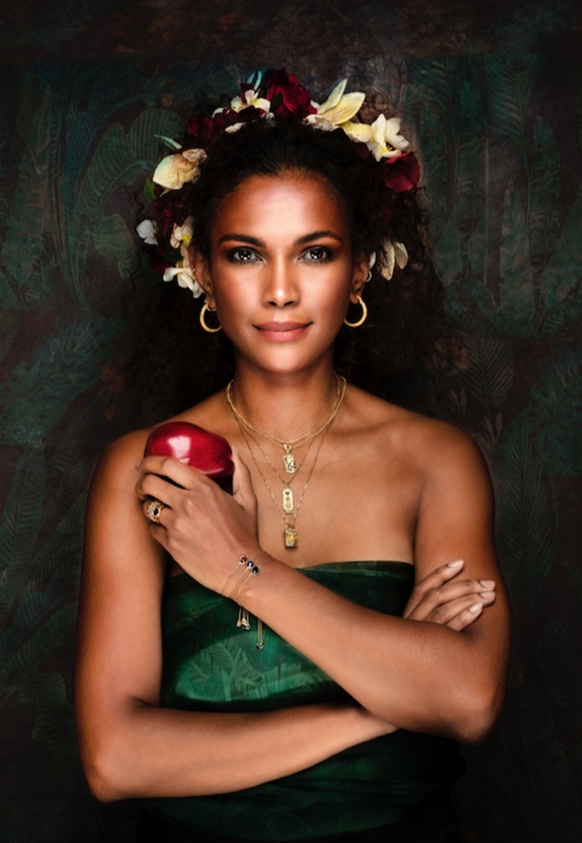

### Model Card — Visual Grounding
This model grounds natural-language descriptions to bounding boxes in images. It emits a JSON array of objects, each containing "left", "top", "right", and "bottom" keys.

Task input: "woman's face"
[{"left": 195, "top": 170, "right": 368, "bottom": 376}]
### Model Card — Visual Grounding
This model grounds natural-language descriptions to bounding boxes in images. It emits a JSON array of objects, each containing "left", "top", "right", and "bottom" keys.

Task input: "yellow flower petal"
[
  {"left": 341, "top": 121, "right": 373, "bottom": 143},
  {"left": 315, "top": 79, "right": 348, "bottom": 112},
  {"left": 322, "top": 92, "right": 366, "bottom": 126}
]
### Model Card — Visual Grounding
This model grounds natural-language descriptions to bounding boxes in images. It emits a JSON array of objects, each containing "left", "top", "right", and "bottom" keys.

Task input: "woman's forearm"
[
  {"left": 238, "top": 559, "right": 509, "bottom": 743},
  {"left": 80, "top": 699, "right": 392, "bottom": 802}
]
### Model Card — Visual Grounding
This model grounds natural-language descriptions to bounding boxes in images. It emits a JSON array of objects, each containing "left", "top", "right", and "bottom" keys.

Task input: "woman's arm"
[
  {"left": 136, "top": 425, "right": 510, "bottom": 745},
  {"left": 74, "top": 434, "right": 392, "bottom": 803}
]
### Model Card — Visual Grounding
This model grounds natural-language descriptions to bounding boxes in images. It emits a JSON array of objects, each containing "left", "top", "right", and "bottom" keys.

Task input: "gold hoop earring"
[
  {"left": 200, "top": 298, "right": 222, "bottom": 333},
  {"left": 365, "top": 268, "right": 372, "bottom": 283},
  {"left": 344, "top": 295, "right": 367, "bottom": 328}
]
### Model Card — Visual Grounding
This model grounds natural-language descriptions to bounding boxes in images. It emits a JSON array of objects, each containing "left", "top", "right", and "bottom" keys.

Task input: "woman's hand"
[
  {"left": 135, "top": 447, "right": 260, "bottom": 595},
  {"left": 403, "top": 559, "right": 496, "bottom": 630}
]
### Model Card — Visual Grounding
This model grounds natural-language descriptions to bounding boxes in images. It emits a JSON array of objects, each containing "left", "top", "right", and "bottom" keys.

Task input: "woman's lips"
[{"left": 255, "top": 321, "right": 311, "bottom": 341}]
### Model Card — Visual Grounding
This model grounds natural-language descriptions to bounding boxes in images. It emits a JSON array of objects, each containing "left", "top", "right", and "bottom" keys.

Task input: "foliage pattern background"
[{"left": 0, "top": 1, "right": 581, "bottom": 841}]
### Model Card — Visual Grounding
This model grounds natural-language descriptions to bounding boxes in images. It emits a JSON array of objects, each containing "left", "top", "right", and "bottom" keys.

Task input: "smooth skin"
[{"left": 75, "top": 172, "right": 510, "bottom": 803}]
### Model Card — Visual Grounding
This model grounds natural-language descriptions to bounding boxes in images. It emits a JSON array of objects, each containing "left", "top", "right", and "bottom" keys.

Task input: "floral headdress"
[{"left": 137, "top": 68, "right": 420, "bottom": 298}]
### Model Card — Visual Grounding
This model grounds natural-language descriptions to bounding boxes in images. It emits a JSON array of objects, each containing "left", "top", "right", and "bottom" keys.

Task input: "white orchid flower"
[
  {"left": 136, "top": 219, "right": 158, "bottom": 245},
  {"left": 163, "top": 262, "right": 203, "bottom": 297},
  {"left": 153, "top": 148, "right": 207, "bottom": 190},
  {"left": 306, "top": 79, "right": 365, "bottom": 131},
  {"left": 380, "top": 239, "right": 409, "bottom": 280},
  {"left": 230, "top": 89, "right": 271, "bottom": 113},
  {"left": 163, "top": 233, "right": 203, "bottom": 297},
  {"left": 367, "top": 115, "right": 409, "bottom": 161},
  {"left": 170, "top": 217, "right": 193, "bottom": 249},
  {"left": 342, "top": 115, "right": 409, "bottom": 161}
]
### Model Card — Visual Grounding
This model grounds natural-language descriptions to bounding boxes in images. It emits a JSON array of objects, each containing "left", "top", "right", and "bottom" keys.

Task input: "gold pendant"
[
  {"left": 283, "top": 450, "right": 297, "bottom": 474},
  {"left": 282, "top": 486, "right": 294, "bottom": 513},
  {"left": 284, "top": 524, "right": 298, "bottom": 548}
]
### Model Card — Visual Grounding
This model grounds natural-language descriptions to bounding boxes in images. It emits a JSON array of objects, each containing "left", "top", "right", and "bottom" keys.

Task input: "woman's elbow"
[
  {"left": 453, "top": 679, "right": 505, "bottom": 744},
  {"left": 80, "top": 736, "right": 133, "bottom": 803}
]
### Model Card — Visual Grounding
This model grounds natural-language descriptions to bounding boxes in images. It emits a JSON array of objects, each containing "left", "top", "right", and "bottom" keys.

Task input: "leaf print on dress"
[{"left": 175, "top": 639, "right": 263, "bottom": 705}]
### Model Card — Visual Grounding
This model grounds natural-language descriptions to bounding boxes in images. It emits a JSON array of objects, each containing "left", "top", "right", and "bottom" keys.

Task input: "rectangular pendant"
[
  {"left": 284, "top": 524, "right": 298, "bottom": 548},
  {"left": 282, "top": 487, "right": 294, "bottom": 513},
  {"left": 283, "top": 453, "right": 297, "bottom": 474}
]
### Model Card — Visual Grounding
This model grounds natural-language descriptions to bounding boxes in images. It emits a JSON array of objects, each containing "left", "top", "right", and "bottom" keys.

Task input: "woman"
[{"left": 75, "top": 70, "right": 510, "bottom": 842}]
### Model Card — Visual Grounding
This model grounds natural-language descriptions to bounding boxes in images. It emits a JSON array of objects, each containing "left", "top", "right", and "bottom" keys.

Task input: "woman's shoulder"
[
  {"left": 96, "top": 391, "right": 229, "bottom": 488},
  {"left": 346, "top": 384, "right": 483, "bottom": 472}
]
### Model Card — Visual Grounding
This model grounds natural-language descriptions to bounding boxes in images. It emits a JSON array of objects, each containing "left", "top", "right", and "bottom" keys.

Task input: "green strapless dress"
[{"left": 139, "top": 562, "right": 463, "bottom": 841}]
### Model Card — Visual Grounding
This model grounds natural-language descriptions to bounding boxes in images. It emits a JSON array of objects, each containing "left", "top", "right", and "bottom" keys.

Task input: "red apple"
[{"left": 145, "top": 422, "right": 234, "bottom": 487}]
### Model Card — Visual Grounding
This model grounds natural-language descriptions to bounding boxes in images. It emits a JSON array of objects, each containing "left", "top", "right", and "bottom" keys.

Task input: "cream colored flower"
[
  {"left": 306, "top": 79, "right": 365, "bottom": 131},
  {"left": 153, "top": 148, "right": 207, "bottom": 190},
  {"left": 380, "top": 239, "right": 409, "bottom": 280},
  {"left": 342, "top": 115, "right": 409, "bottom": 161},
  {"left": 163, "top": 262, "right": 203, "bottom": 297},
  {"left": 163, "top": 239, "right": 203, "bottom": 297},
  {"left": 230, "top": 89, "right": 271, "bottom": 113},
  {"left": 170, "top": 217, "right": 193, "bottom": 250},
  {"left": 136, "top": 219, "right": 158, "bottom": 245},
  {"left": 367, "top": 115, "right": 409, "bottom": 161}
]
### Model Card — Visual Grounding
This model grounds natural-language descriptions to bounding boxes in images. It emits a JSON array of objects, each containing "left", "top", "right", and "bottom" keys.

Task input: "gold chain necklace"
[
  {"left": 238, "top": 422, "right": 330, "bottom": 548},
  {"left": 244, "top": 425, "right": 319, "bottom": 495},
  {"left": 226, "top": 375, "right": 346, "bottom": 475}
]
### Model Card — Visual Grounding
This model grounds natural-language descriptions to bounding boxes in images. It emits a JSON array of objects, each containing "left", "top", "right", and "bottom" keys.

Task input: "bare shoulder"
[
  {"left": 345, "top": 384, "right": 488, "bottom": 482},
  {"left": 93, "top": 390, "right": 229, "bottom": 493}
]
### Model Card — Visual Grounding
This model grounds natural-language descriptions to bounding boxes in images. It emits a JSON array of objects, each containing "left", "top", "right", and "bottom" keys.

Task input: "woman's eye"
[
  {"left": 229, "top": 247, "right": 260, "bottom": 263},
  {"left": 302, "top": 246, "right": 333, "bottom": 263}
]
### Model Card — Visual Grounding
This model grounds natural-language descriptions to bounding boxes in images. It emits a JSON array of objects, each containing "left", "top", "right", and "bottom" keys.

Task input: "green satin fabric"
[{"left": 140, "top": 562, "right": 462, "bottom": 841}]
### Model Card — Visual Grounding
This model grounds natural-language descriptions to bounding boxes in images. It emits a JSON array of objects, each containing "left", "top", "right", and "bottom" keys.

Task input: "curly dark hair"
[{"left": 129, "top": 89, "right": 457, "bottom": 423}]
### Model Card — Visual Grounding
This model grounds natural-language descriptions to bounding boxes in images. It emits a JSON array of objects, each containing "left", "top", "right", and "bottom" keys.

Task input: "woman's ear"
[
  {"left": 190, "top": 247, "right": 215, "bottom": 305},
  {"left": 349, "top": 253, "right": 371, "bottom": 303}
]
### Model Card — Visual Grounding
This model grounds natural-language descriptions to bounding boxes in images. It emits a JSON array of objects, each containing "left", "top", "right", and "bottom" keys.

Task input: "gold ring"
[{"left": 146, "top": 499, "right": 165, "bottom": 523}]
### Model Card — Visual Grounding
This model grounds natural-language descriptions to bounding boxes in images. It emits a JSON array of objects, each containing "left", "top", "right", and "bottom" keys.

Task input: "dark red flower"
[
  {"left": 260, "top": 68, "right": 316, "bottom": 119},
  {"left": 381, "top": 152, "right": 420, "bottom": 192},
  {"left": 147, "top": 250, "right": 171, "bottom": 274},
  {"left": 185, "top": 105, "right": 265, "bottom": 142}
]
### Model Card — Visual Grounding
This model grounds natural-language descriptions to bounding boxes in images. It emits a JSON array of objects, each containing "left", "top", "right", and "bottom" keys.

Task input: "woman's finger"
[
  {"left": 135, "top": 471, "right": 183, "bottom": 507},
  {"left": 136, "top": 454, "right": 208, "bottom": 491},
  {"left": 405, "top": 580, "right": 496, "bottom": 621},
  {"left": 446, "top": 603, "right": 486, "bottom": 631},
  {"left": 403, "top": 560, "right": 464, "bottom": 617},
  {"left": 419, "top": 591, "right": 496, "bottom": 626}
]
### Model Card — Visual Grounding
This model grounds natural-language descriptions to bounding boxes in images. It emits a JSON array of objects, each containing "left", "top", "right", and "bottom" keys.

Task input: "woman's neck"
[{"left": 226, "top": 360, "right": 343, "bottom": 442}]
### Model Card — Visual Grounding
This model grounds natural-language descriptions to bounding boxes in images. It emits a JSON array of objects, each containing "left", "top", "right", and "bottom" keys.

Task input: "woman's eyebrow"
[
  {"left": 295, "top": 230, "right": 344, "bottom": 245},
  {"left": 216, "top": 230, "right": 344, "bottom": 247},
  {"left": 217, "top": 233, "right": 265, "bottom": 246}
]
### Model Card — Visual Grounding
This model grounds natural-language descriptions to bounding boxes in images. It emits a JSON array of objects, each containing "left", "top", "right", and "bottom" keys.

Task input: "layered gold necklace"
[{"left": 226, "top": 376, "right": 347, "bottom": 548}]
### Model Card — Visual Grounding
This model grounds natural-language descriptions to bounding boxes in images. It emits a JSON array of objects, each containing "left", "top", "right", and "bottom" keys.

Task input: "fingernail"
[
  {"left": 479, "top": 579, "right": 495, "bottom": 588},
  {"left": 447, "top": 559, "right": 464, "bottom": 568},
  {"left": 135, "top": 460, "right": 142, "bottom": 470},
  {"left": 469, "top": 602, "right": 483, "bottom": 613},
  {"left": 480, "top": 591, "right": 495, "bottom": 600}
]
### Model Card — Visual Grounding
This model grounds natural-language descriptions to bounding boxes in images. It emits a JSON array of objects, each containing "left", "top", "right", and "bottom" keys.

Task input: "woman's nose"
[{"left": 262, "top": 260, "right": 299, "bottom": 307}]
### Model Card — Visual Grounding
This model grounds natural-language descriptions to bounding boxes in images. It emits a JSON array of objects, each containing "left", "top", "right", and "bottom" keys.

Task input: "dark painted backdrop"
[{"left": 1, "top": 1, "right": 581, "bottom": 841}]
